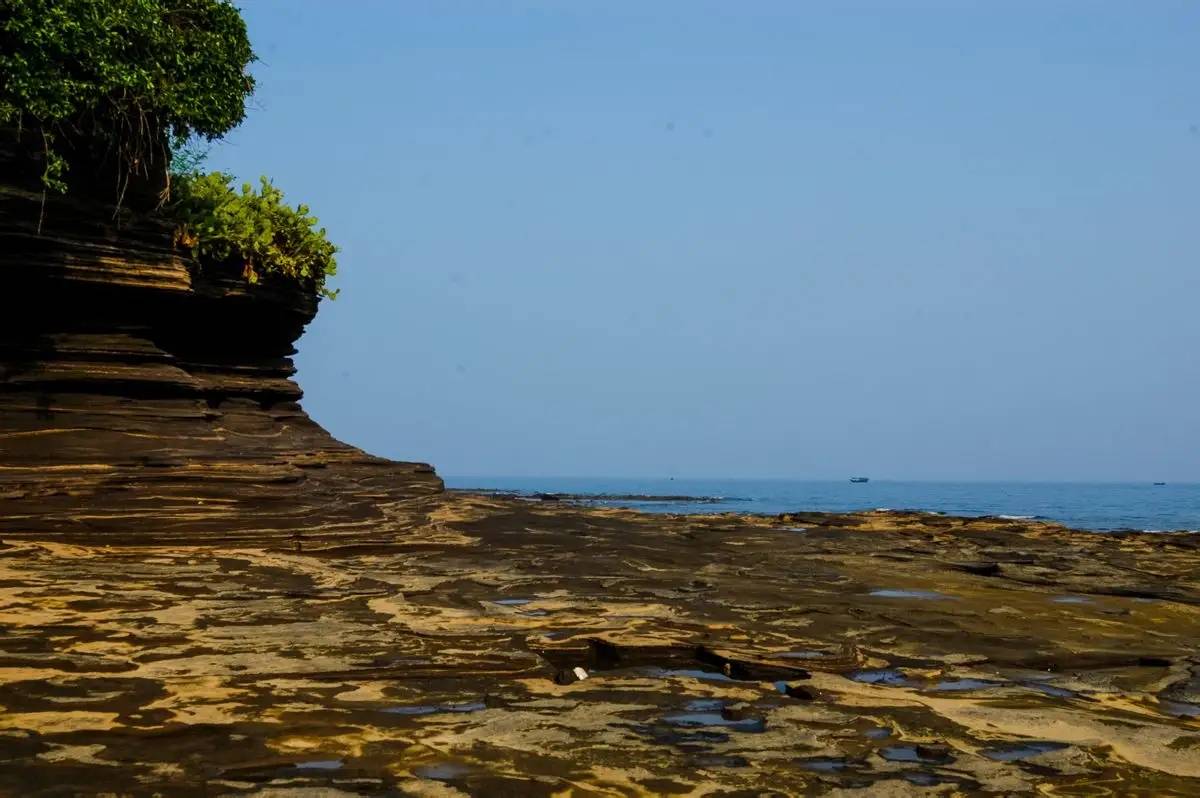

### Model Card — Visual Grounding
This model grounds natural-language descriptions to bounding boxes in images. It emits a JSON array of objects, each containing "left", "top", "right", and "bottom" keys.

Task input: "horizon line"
[{"left": 440, "top": 474, "right": 1197, "bottom": 486}]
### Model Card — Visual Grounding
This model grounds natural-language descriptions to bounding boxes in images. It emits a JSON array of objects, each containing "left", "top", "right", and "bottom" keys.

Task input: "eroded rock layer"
[{"left": 0, "top": 144, "right": 441, "bottom": 540}]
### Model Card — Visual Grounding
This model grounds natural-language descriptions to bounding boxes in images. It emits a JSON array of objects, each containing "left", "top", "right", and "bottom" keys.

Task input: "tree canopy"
[
  {"left": 0, "top": 0, "right": 255, "bottom": 194},
  {"left": 1, "top": 0, "right": 339, "bottom": 299}
]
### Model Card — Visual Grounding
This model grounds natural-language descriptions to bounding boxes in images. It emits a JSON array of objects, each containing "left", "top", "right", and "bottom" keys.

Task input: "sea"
[{"left": 443, "top": 477, "right": 1200, "bottom": 533}]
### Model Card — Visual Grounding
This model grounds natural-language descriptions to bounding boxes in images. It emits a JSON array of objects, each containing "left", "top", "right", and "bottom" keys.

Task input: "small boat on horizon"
[
  {"left": 850, "top": 477, "right": 869, "bottom": 484},
  {"left": 1153, "top": 482, "right": 1166, "bottom": 486}
]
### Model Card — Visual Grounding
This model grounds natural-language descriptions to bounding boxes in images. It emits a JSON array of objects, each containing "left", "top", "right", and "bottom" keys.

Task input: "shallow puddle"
[
  {"left": 1052, "top": 595, "right": 1092, "bottom": 604},
  {"left": 870, "top": 588, "right": 951, "bottom": 600},
  {"left": 295, "top": 759, "right": 342, "bottom": 771},
  {"left": 878, "top": 746, "right": 921, "bottom": 762},
  {"left": 878, "top": 744, "right": 953, "bottom": 764},
  {"left": 663, "top": 711, "right": 766, "bottom": 733},
  {"left": 684, "top": 698, "right": 725, "bottom": 711},
  {"left": 1159, "top": 699, "right": 1200, "bottom": 718},
  {"left": 933, "top": 678, "right": 1002, "bottom": 691},
  {"left": 852, "top": 669, "right": 909, "bottom": 686},
  {"left": 660, "top": 667, "right": 735, "bottom": 682},
  {"left": 491, "top": 598, "right": 533, "bottom": 606}
]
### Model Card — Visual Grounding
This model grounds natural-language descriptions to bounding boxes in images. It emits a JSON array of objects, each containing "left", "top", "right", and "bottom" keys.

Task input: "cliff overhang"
[{"left": 0, "top": 135, "right": 441, "bottom": 541}]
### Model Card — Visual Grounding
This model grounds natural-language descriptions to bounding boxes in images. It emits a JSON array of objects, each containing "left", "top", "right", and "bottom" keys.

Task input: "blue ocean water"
[{"left": 444, "top": 477, "right": 1200, "bottom": 532}]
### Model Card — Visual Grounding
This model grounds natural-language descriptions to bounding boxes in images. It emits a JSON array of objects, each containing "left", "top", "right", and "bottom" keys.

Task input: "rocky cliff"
[{"left": 0, "top": 136, "right": 441, "bottom": 541}]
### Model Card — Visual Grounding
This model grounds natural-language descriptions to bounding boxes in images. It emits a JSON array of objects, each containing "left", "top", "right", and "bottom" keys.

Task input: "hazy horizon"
[
  {"left": 208, "top": 2, "right": 1199, "bottom": 482},
  {"left": 444, "top": 474, "right": 1196, "bottom": 485}
]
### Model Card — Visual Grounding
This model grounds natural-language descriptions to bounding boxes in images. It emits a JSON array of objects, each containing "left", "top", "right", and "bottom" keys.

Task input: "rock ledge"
[{"left": 0, "top": 140, "right": 441, "bottom": 541}]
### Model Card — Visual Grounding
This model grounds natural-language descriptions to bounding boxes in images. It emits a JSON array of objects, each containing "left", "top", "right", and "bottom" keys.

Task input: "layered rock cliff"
[{"left": 0, "top": 136, "right": 441, "bottom": 541}]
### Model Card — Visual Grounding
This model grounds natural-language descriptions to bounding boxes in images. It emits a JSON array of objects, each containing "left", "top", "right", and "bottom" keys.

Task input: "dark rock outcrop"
[{"left": 0, "top": 135, "right": 441, "bottom": 541}]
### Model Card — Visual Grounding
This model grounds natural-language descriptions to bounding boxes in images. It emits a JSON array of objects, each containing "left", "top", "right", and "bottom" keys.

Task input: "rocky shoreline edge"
[
  {"left": 2, "top": 495, "right": 1198, "bottom": 794},
  {"left": 454, "top": 487, "right": 1196, "bottom": 535}
]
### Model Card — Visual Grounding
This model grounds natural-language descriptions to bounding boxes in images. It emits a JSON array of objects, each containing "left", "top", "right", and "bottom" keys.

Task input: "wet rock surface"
[{"left": 0, "top": 498, "right": 1198, "bottom": 795}]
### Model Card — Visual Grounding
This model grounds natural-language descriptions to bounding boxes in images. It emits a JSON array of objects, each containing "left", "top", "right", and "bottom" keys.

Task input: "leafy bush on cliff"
[
  {"left": 169, "top": 171, "right": 339, "bottom": 299},
  {"left": 0, "top": 0, "right": 254, "bottom": 195},
  {"left": 4, "top": 0, "right": 339, "bottom": 297}
]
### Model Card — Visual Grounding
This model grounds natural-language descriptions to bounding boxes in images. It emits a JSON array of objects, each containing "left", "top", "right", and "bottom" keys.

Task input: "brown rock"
[{"left": 0, "top": 142, "right": 441, "bottom": 542}]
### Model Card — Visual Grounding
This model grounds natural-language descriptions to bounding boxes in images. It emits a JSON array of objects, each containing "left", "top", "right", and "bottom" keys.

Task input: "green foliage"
[
  {"left": 170, "top": 170, "right": 339, "bottom": 299},
  {"left": 0, "top": 0, "right": 255, "bottom": 194},
  {"left": 3, "top": 1, "right": 341, "bottom": 298}
]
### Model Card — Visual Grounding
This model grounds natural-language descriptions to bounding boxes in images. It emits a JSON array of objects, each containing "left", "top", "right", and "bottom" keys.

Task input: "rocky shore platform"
[{"left": 2, "top": 501, "right": 1198, "bottom": 796}]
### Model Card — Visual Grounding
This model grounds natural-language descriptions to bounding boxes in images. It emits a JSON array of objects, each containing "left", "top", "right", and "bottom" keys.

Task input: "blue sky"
[{"left": 210, "top": 1, "right": 1199, "bottom": 481}]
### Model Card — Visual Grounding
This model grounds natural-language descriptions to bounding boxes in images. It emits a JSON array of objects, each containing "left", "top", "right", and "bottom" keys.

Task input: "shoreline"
[{"left": 448, "top": 487, "right": 1199, "bottom": 535}]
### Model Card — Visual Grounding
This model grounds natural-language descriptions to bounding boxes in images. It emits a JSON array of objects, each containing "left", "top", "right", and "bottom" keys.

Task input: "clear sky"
[{"left": 209, "top": 1, "right": 1199, "bottom": 481}]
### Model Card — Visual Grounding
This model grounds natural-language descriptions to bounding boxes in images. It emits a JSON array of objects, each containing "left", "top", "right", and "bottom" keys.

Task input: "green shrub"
[
  {"left": 4, "top": 1, "right": 340, "bottom": 298},
  {"left": 170, "top": 171, "right": 339, "bottom": 299},
  {"left": 0, "top": 0, "right": 255, "bottom": 195}
]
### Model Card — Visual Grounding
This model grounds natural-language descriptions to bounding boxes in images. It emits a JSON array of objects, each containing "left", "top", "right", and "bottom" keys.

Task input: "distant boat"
[
  {"left": 850, "top": 477, "right": 869, "bottom": 484},
  {"left": 1153, "top": 482, "right": 1166, "bottom": 486}
]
